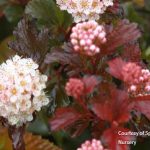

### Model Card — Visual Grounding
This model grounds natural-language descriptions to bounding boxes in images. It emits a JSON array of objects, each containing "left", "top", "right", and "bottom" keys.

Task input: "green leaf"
[
  {"left": 27, "top": 111, "right": 50, "bottom": 136},
  {"left": 4, "top": 5, "right": 24, "bottom": 22},
  {"left": 145, "top": 0, "right": 150, "bottom": 11},
  {"left": 25, "top": 0, "right": 72, "bottom": 31},
  {"left": 0, "top": 0, "right": 7, "bottom": 5},
  {"left": 143, "top": 47, "right": 150, "bottom": 61},
  {"left": 0, "top": 36, "right": 14, "bottom": 63}
]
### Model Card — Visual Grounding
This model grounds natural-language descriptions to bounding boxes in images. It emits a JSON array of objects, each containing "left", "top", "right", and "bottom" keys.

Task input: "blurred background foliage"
[{"left": 0, "top": 0, "right": 150, "bottom": 150}]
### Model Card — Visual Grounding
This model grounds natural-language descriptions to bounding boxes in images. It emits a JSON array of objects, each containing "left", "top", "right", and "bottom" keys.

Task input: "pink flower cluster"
[
  {"left": 70, "top": 21, "right": 106, "bottom": 56},
  {"left": 121, "top": 62, "right": 150, "bottom": 96},
  {"left": 65, "top": 78, "right": 84, "bottom": 98},
  {"left": 128, "top": 69, "right": 150, "bottom": 96},
  {"left": 141, "top": 69, "right": 150, "bottom": 92},
  {"left": 77, "top": 139, "right": 105, "bottom": 150},
  {"left": 108, "top": 57, "right": 150, "bottom": 96},
  {"left": 122, "top": 62, "right": 142, "bottom": 84},
  {"left": 65, "top": 76, "right": 98, "bottom": 99}
]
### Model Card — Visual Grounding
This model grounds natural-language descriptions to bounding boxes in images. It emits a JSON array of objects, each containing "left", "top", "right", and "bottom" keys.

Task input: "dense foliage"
[{"left": 0, "top": 0, "right": 150, "bottom": 150}]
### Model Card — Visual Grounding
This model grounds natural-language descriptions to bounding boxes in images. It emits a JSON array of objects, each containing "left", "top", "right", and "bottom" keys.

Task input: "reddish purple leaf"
[
  {"left": 102, "top": 127, "right": 135, "bottom": 150},
  {"left": 9, "top": 18, "right": 50, "bottom": 64},
  {"left": 131, "top": 95, "right": 150, "bottom": 102},
  {"left": 107, "top": 57, "right": 126, "bottom": 80},
  {"left": 133, "top": 101, "right": 150, "bottom": 120},
  {"left": 92, "top": 88, "right": 131, "bottom": 124},
  {"left": 102, "top": 19, "right": 141, "bottom": 55},
  {"left": 82, "top": 76, "right": 99, "bottom": 94},
  {"left": 50, "top": 107, "right": 82, "bottom": 131},
  {"left": 92, "top": 102, "right": 113, "bottom": 122},
  {"left": 122, "top": 42, "right": 141, "bottom": 62}
]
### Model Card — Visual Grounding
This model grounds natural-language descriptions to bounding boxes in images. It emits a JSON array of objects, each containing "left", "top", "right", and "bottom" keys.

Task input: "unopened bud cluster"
[
  {"left": 128, "top": 69, "right": 150, "bottom": 96},
  {"left": 121, "top": 63, "right": 150, "bottom": 96},
  {"left": 77, "top": 139, "right": 106, "bottom": 150},
  {"left": 122, "top": 62, "right": 142, "bottom": 84},
  {"left": 65, "top": 78, "right": 84, "bottom": 99},
  {"left": 70, "top": 21, "right": 106, "bottom": 56}
]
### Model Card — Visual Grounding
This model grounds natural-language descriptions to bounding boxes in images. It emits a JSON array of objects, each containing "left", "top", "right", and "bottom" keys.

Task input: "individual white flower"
[
  {"left": 56, "top": 0, "right": 114, "bottom": 22},
  {"left": 103, "top": 0, "right": 113, "bottom": 7},
  {"left": 0, "top": 55, "right": 49, "bottom": 126},
  {"left": 9, "top": 116, "right": 19, "bottom": 125}
]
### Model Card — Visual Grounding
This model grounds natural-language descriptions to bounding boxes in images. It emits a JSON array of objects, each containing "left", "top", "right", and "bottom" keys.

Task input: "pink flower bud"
[
  {"left": 101, "top": 38, "right": 107, "bottom": 43},
  {"left": 130, "top": 85, "right": 137, "bottom": 92},
  {"left": 74, "top": 45, "right": 80, "bottom": 51},
  {"left": 90, "top": 45, "right": 96, "bottom": 51},
  {"left": 71, "top": 39, "right": 78, "bottom": 45},
  {"left": 80, "top": 39, "right": 86, "bottom": 46},
  {"left": 145, "top": 85, "right": 150, "bottom": 92},
  {"left": 89, "top": 34, "right": 95, "bottom": 40},
  {"left": 98, "top": 32, "right": 106, "bottom": 39},
  {"left": 86, "top": 39, "right": 92, "bottom": 45},
  {"left": 95, "top": 47, "right": 100, "bottom": 53},
  {"left": 70, "top": 33, "right": 78, "bottom": 38}
]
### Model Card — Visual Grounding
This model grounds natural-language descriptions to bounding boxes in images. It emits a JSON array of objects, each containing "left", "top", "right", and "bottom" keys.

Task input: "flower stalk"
[{"left": 8, "top": 125, "right": 25, "bottom": 150}]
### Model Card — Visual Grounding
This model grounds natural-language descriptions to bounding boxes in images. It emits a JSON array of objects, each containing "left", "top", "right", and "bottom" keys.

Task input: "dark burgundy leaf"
[
  {"left": 131, "top": 95, "right": 150, "bottom": 102},
  {"left": 130, "top": 95, "right": 150, "bottom": 127},
  {"left": 91, "top": 120, "right": 107, "bottom": 139},
  {"left": 50, "top": 107, "right": 82, "bottom": 131},
  {"left": 9, "top": 18, "right": 50, "bottom": 64},
  {"left": 45, "top": 43, "right": 81, "bottom": 67},
  {"left": 107, "top": 0, "right": 124, "bottom": 17},
  {"left": 45, "top": 47, "right": 80, "bottom": 65},
  {"left": 130, "top": 112, "right": 150, "bottom": 135},
  {"left": 45, "top": 43, "right": 82, "bottom": 76},
  {"left": 122, "top": 42, "right": 141, "bottom": 62},
  {"left": 133, "top": 101, "right": 150, "bottom": 120},
  {"left": 102, "top": 19, "right": 141, "bottom": 55},
  {"left": 68, "top": 119, "right": 90, "bottom": 137}
]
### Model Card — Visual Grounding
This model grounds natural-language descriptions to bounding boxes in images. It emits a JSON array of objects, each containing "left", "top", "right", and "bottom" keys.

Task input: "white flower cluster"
[
  {"left": 56, "top": 0, "right": 113, "bottom": 22},
  {"left": 0, "top": 55, "right": 49, "bottom": 126}
]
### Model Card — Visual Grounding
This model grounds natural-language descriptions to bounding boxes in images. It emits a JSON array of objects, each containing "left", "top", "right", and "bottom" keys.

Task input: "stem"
[{"left": 8, "top": 125, "right": 25, "bottom": 150}]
